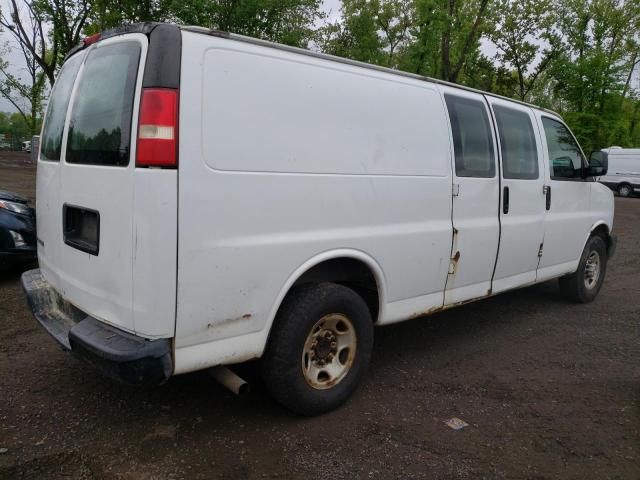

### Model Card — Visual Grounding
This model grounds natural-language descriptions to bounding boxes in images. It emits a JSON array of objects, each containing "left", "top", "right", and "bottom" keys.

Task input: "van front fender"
[{"left": 588, "top": 221, "right": 617, "bottom": 259}]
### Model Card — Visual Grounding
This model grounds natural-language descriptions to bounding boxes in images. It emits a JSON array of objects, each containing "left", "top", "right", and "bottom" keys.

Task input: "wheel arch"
[
  {"left": 260, "top": 249, "right": 387, "bottom": 355},
  {"left": 588, "top": 221, "right": 615, "bottom": 258}
]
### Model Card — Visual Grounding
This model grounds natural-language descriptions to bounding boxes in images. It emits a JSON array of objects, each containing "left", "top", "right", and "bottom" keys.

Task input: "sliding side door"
[
  {"left": 488, "top": 98, "right": 547, "bottom": 293},
  {"left": 440, "top": 86, "right": 500, "bottom": 304}
]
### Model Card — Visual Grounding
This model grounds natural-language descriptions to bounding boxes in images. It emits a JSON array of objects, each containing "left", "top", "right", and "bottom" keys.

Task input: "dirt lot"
[{"left": 0, "top": 152, "right": 638, "bottom": 479}]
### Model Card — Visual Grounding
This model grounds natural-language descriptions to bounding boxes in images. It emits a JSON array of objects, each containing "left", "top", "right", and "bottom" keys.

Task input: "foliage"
[
  {"left": 0, "top": 0, "right": 639, "bottom": 151},
  {"left": 166, "top": 0, "right": 325, "bottom": 47},
  {"left": 489, "top": 0, "right": 557, "bottom": 101},
  {"left": 319, "top": 0, "right": 411, "bottom": 67},
  {"left": 86, "top": 0, "right": 168, "bottom": 32},
  {"left": 0, "top": 110, "right": 37, "bottom": 146},
  {"left": 545, "top": 0, "right": 640, "bottom": 151}
]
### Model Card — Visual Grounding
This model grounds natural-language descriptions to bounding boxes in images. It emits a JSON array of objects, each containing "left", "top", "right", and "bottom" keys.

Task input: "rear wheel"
[
  {"left": 261, "top": 282, "right": 373, "bottom": 416},
  {"left": 618, "top": 183, "right": 633, "bottom": 197},
  {"left": 559, "top": 235, "right": 608, "bottom": 303}
]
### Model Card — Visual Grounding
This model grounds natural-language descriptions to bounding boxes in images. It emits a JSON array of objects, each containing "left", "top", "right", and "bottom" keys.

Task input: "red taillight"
[
  {"left": 136, "top": 88, "right": 178, "bottom": 168},
  {"left": 83, "top": 33, "right": 101, "bottom": 46}
]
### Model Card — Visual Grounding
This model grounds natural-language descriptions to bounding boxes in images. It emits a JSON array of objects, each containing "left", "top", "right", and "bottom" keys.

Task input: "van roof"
[{"left": 66, "top": 22, "right": 562, "bottom": 119}]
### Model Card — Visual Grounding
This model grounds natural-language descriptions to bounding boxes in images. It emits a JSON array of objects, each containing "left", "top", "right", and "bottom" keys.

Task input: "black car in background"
[{"left": 0, "top": 190, "right": 36, "bottom": 268}]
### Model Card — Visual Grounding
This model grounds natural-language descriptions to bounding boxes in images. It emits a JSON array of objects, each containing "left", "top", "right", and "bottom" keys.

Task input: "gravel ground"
[{"left": 0, "top": 151, "right": 638, "bottom": 479}]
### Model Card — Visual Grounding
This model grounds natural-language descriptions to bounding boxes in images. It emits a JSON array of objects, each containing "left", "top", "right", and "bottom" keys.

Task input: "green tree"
[
  {"left": 166, "top": 0, "right": 325, "bottom": 47},
  {"left": 1, "top": 0, "right": 90, "bottom": 86},
  {"left": 400, "top": 0, "right": 495, "bottom": 84},
  {"left": 549, "top": 0, "right": 640, "bottom": 151},
  {"left": 86, "top": 0, "right": 169, "bottom": 32},
  {"left": 490, "top": 0, "right": 558, "bottom": 101},
  {"left": 0, "top": 10, "right": 46, "bottom": 136},
  {"left": 319, "top": 0, "right": 384, "bottom": 64}
]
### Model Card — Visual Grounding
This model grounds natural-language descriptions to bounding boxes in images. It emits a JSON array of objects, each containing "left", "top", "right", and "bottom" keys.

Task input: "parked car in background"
[
  {"left": 29, "top": 135, "right": 40, "bottom": 163},
  {"left": 596, "top": 147, "right": 640, "bottom": 197},
  {"left": 22, "top": 23, "right": 615, "bottom": 416},
  {"left": 0, "top": 190, "right": 36, "bottom": 268},
  {"left": 22, "top": 140, "right": 31, "bottom": 153}
]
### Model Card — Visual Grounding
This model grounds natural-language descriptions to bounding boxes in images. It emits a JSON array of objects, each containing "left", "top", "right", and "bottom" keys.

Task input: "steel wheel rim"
[
  {"left": 584, "top": 250, "right": 601, "bottom": 290},
  {"left": 620, "top": 185, "right": 631, "bottom": 196},
  {"left": 302, "top": 313, "right": 357, "bottom": 390}
]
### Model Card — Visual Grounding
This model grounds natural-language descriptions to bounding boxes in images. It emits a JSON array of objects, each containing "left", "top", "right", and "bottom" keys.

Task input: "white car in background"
[{"left": 596, "top": 147, "right": 640, "bottom": 197}]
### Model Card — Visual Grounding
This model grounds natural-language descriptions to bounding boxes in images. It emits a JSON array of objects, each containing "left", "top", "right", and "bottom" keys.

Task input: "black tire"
[
  {"left": 261, "top": 282, "right": 374, "bottom": 416},
  {"left": 559, "top": 235, "right": 608, "bottom": 303},
  {"left": 617, "top": 183, "right": 632, "bottom": 197}
]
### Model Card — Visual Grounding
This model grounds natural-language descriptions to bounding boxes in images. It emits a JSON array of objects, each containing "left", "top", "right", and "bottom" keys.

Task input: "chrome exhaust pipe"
[{"left": 209, "top": 366, "right": 250, "bottom": 396}]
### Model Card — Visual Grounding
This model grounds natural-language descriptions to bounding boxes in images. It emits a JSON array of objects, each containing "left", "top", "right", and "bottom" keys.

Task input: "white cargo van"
[
  {"left": 23, "top": 23, "right": 616, "bottom": 415},
  {"left": 596, "top": 147, "right": 640, "bottom": 197}
]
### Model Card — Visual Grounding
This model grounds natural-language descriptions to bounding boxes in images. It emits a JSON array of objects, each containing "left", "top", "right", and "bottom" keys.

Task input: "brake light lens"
[
  {"left": 83, "top": 33, "right": 101, "bottom": 46},
  {"left": 136, "top": 88, "right": 178, "bottom": 168}
]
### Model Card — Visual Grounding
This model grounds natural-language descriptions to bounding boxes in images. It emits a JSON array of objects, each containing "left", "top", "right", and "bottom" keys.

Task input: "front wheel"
[
  {"left": 559, "top": 235, "right": 608, "bottom": 303},
  {"left": 261, "top": 282, "right": 374, "bottom": 416}
]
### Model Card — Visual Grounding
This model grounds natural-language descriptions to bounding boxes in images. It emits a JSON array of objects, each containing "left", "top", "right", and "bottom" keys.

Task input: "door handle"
[
  {"left": 503, "top": 186, "right": 509, "bottom": 214},
  {"left": 545, "top": 185, "right": 551, "bottom": 210}
]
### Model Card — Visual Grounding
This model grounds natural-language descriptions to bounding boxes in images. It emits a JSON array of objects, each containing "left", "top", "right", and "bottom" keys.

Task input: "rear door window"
[
  {"left": 444, "top": 94, "right": 496, "bottom": 178},
  {"left": 66, "top": 42, "right": 141, "bottom": 166},
  {"left": 40, "top": 53, "right": 85, "bottom": 161},
  {"left": 493, "top": 105, "right": 539, "bottom": 180}
]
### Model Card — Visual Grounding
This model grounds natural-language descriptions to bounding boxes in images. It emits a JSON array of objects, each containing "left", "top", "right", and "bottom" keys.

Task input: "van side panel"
[
  {"left": 174, "top": 31, "right": 453, "bottom": 370},
  {"left": 201, "top": 48, "right": 449, "bottom": 176}
]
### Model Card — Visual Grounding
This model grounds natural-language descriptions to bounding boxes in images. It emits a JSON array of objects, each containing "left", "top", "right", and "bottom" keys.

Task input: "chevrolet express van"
[
  {"left": 23, "top": 23, "right": 616, "bottom": 415},
  {"left": 596, "top": 147, "right": 640, "bottom": 197}
]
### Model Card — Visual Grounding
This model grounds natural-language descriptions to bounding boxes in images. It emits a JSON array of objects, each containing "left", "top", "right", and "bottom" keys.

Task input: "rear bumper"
[{"left": 21, "top": 268, "right": 173, "bottom": 385}]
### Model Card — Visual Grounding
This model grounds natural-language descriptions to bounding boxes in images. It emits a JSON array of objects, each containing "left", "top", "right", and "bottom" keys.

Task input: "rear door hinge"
[
  {"left": 538, "top": 243, "right": 544, "bottom": 258},
  {"left": 452, "top": 183, "right": 460, "bottom": 197},
  {"left": 448, "top": 251, "right": 460, "bottom": 274}
]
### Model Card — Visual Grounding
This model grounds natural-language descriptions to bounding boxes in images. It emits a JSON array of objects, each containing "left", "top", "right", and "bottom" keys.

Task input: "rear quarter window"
[{"left": 66, "top": 41, "right": 141, "bottom": 166}]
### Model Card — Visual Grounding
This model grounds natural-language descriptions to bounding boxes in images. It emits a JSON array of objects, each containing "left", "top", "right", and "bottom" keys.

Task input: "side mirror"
[{"left": 586, "top": 151, "right": 608, "bottom": 177}]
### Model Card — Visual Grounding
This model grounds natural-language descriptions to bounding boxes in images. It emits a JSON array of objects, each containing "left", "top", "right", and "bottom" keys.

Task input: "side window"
[
  {"left": 542, "top": 117, "right": 584, "bottom": 180},
  {"left": 40, "top": 53, "right": 85, "bottom": 161},
  {"left": 493, "top": 105, "right": 539, "bottom": 179},
  {"left": 444, "top": 94, "right": 496, "bottom": 178}
]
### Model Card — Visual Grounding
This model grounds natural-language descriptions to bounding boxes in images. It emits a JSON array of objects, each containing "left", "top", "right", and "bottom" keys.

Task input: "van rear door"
[{"left": 37, "top": 31, "right": 178, "bottom": 338}]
